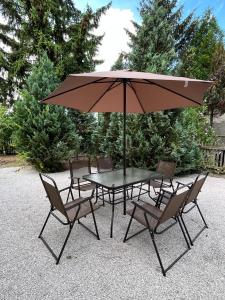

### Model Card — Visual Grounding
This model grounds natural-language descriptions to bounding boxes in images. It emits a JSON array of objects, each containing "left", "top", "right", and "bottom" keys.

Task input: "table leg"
[
  {"left": 110, "top": 190, "right": 115, "bottom": 238},
  {"left": 123, "top": 187, "right": 126, "bottom": 215},
  {"left": 94, "top": 185, "right": 98, "bottom": 204}
]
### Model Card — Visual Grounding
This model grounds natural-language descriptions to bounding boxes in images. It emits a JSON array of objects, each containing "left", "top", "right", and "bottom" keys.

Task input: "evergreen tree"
[
  {"left": 69, "top": 110, "right": 96, "bottom": 154},
  {"left": 127, "top": 0, "right": 197, "bottom": 73},
  {"left": 0, "top": 1, "right": 110, "bottom": 105},
  {"left": 179, "top": 10, "right": 224, "bottom": 80},
  {"left": 206, "top": 62, "right": 225, "bottom": 125},
  {"left": 101, "top": 113, "right": 123, "bottom": 165},
  {"left": 111, "top": 52, "right": 129, "bottom": 70},
  {"left": 0, "top": 104, "right": 15, "bottom": 154},
  {"left": 170, "top": 107, "right": 215, "bottom": 172},
  {"left": 13, "top": 53, "right": 80, "bottom": 172}
]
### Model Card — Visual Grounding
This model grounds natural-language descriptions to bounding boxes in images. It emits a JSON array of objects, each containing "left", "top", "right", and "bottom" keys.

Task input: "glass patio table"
[{"left": 83, "top": 167, "right": 163, "bottom": 238}]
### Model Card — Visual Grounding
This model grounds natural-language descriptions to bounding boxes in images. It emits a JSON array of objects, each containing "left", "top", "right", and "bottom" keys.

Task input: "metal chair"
[
  {"left": 179, "top": 173, "right": 209, "bottom": 246},
  {"left": 123, "top": 186, "right": 191, "bottom": 276},
  {"left": 97, "top": 156, "right": 114, "bottom": 173},
  {"left": 138, "top": 160, "right": 177, "bottom": 201},
  {"left": 38, "top": 173, "right": 100, "bottom": 264},
  {"left": 155, "top": 172, "right": 209, "bottom": 246},
  {"left": 66, "top": 156, "right": 96, "bottom": 202}
]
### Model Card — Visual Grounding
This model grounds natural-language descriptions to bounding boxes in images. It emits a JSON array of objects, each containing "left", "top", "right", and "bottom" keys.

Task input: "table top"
[{"left": 83, "top": 167, "right": 163, "bottom": 190}]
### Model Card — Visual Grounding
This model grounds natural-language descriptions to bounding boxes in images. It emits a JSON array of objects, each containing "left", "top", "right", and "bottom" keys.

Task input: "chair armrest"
[
  {"left": 159, "top": 189, "right": 174, "bottom": 198},
  {"left": 58, "top": 186, "right": 70, "bottom": 193},
  {"left": 65, "top": 197, "right": 91, "bottom": 211},
  {"left": 132, "top": 201, "right": 160, "bottom": 220},
  {"left": 176, "top": 181, "right": 192, "bottom": 190}
]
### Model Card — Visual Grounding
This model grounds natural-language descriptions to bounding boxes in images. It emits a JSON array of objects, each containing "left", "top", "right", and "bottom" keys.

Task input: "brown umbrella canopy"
[
  {"left": 42, "top": 70, "right": 212, "bottom": 175},
  {"left": 42, "top": 70, "right": 211, "bottom": 112}
]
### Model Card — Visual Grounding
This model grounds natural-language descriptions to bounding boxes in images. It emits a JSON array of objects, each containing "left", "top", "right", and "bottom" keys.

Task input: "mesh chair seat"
[
  {"left": 127, "top": 203, "right": 162, "bottom": 230},
  {"left": 65, "top": 199, "right": 99, "bottom": 221}
]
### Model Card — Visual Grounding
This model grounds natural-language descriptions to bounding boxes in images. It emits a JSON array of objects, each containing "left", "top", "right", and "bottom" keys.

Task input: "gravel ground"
[{"left": 1, "top": 166, "right": 225, "bottom": 300}]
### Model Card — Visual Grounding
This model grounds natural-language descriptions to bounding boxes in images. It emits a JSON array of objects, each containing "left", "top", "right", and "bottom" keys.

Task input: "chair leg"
[
  {"left": 177, "top": 217, "right": 191, "bottom": 249},
  {"left": 123, "top": 206, "right": 136, "bottom": 242},
  {"left": 138, "top": 183, "right": 143, "bottom": 201},
  {"left": 196, "top": 202, "right": 208, "bottom": 228},
  {"left": 56, "top": 223, "right": 74, "bottom": 264},
  {"left": 94, "top": 186, "right": 98, "bottom": 204},
  {"left": 90, "top": 201, "right": 100, "bottom": 240},
  {"left": 181, "top": 203, "right": 208, "bottom": 246},
  {"left": 149, "top": 231, "right": 166, "bottom": 276},
  {"left": 38, "top": 210, "right": 51, "bottom": 238},
  {"left": 102, "top": 187, "right": 105, "bottom": 206},
  {"left": 39, "top": 215, "right": 75, "bottom": 264},
  {"left": 180, "top": 215, "right": 193, "bottom": 246},
  {"left": 66, "top": 186, "right": 74, "bottom": 203}
]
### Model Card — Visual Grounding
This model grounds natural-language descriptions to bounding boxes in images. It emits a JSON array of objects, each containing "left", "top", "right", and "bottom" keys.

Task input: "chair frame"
[
  {"left": 136, "top": 160, "right": 177, "bottom": 201},
  {"left": 179, "top": 172, "right": 209, "bottom": 246},
  {"left": 65, "top": 156, "right": 95, "bottom": 202},
  {"left": 39, "top": 173, "right": 99, "bottom": 264},
  {"left": 123, "top": 187, "right": 191, "bottom": 276}
]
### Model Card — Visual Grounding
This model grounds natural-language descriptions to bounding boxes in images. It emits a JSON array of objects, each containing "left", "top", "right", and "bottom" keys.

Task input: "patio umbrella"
[{"left": 42, "top": 70, "right": 211, "bottom": 175}]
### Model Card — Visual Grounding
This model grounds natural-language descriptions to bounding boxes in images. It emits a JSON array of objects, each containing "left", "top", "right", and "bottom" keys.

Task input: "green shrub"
[
  {"left": 170, "top": 107, "right": 216, "bottom": 173},
  {"left": 13, "top": 53, "right": 80, "bottom": 172},
  {"left": 92, "top": 108, "right": 216, "bottom": 173},
  {"left": 0, "top": 105, "right": 15, "bottom": 154}
]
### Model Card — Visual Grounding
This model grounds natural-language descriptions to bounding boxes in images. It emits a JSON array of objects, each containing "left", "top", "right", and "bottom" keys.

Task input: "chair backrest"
[
  {"left": 39, "top": 173, "right": 67, "bottom": 218},
  {"left": 69, "top": 156, "right": 91, "bottom": 181},
  {"left": 158, "top": 187, "right": 190, "bottom": 226},
  {"left": 184, "top": 172, "right": 208, "bottom": 206},
  {"left": 156, "top": 160, "right": 176, "bottom": 178},
  {"left": 97, "top": 156, "right": 113, "bottom": 173}
]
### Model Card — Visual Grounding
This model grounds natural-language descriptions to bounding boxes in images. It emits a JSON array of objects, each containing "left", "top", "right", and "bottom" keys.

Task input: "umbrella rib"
[
  {"left": 143, "top": 79, "right": 201, "bottom": 105},
  {"left": 42, "top": 77, "right": 109, "bottom": 102},
  {"left": 128, "top": 81, "right": 146, "bottom": 113},
  {"left": 87, "top": 80, "right": 121, "bottom": 112}
]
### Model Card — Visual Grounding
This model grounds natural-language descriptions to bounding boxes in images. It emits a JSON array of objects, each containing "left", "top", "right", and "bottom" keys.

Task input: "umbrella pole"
[{"left": 123, "top": 79, "right": 127, "bottom": 177}]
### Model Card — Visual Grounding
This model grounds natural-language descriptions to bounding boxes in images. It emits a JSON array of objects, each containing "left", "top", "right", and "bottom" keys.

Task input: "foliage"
[
  {"left": 111, "top": 52, "right": 129, "bottom": 70},
  {"left": 126, "top": 0, "right": 197, "bottom": 73},
  {"left": 0, "top": 0, "right": 110, "bottom": 105},
  {"left": 69, "top": 110, "right": 97, "bottom": 154},
  {"left": 101, "top": 1, "right": 219, "bottom": 174},
  {"left": 0, "top": 105, "right": 15, "bottom": 154},
  {"left": 170, "top": 107, "right": 216, "bottom": 172},
  {"left": 98, "top": 108, "right": 216, "bottom": 173},
  {"left": 13, "top": 53, "right": 80, "bottom": 172},
  {"left": 179, "top": 10, "right": 224, "bottom": 80},
  {"left": 205, "top": 52, "right": 225, "bottom": 125}
]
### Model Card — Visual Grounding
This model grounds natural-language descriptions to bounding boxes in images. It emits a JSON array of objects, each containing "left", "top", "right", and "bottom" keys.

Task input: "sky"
[{"left": 75, "top": 0, "right": 225, "bottom": 71}]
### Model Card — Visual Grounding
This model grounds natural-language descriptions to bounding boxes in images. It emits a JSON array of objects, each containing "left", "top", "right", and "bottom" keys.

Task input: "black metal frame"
[
  {"left": 38, "top": 173, "right": 100, "bottom": 264},
  {"left": 178, "top": 173, "right": 209, "bottom": 246},
  {"left": 123, "top": 201, "right": 190, "bottom": 276},
  {"left": 66, "top": 156, "right": 96, "bottom": 202},
  {"left": 180, "top": 201, "right": 208, "bottom": 246}
]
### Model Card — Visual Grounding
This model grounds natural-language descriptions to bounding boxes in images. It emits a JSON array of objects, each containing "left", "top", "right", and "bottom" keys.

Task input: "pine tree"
[
  {"left": 0, "top": 1, "right": 110, "bottom": 105},
  {"left": 179, "top": 10, "right": 224, "bottom": 80},
  {"left": 111, "top": 52, "right": 129, "bottom": 70},
  {"left": 126, "top": 0, "right": 197, "bottom": 73},
  {"left": 13, "top": 53, "right": 80, "bottom": 172},
  {"left": 101, "top": 113, "right": 123, "bottom": 166},
  {"left": 69, "top": 110, "right": 97, "bottom": 154}
]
